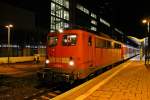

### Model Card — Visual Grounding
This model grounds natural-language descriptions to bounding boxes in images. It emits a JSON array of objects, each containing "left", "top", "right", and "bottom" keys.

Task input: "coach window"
[
  {"left": 48, "top": 36, "right": 58, "bottom": 47},
  {"left": 114, "top": 43, "right": 121, "bottom": 49},
  {"left": 106, "top": 41, "right": 112, "bottom": 48},
  {"left": 62, "top": 35, "right": 77, "bottom": 46},
  {"left": 88, "top": 36, "right": 92, "bottom": 46}
]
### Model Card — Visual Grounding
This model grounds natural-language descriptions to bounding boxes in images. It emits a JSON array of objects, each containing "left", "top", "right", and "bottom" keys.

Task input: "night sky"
[
  {"left": 79, "top": 0, "right": 150, "bottom": 39},
  {"left": 0, "top": 0, "right": 49, "bottom": 44},
  {"left": 0, "top": 0, "right": 149, "bottom": 40},
  {"left": 113, "top": 0, "right": 150, "bottom": 39}
]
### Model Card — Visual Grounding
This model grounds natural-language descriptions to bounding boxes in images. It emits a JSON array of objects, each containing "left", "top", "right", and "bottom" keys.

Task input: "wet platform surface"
[
  {"left": 53, "top": 55, "right": 150, "bottom": 100},
  {"left": 85, "top": 61, "right": 150, "bottom": 100},
  {"left": 82, "top": 56, "right": 150, "bottom": 100}
]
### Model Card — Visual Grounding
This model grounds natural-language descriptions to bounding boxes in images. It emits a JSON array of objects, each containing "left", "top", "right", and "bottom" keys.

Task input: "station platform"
[{"left": 52, "top": 55, "right": 150, "bottom": 100}]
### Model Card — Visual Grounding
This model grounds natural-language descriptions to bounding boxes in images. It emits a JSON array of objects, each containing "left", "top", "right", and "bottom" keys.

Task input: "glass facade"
[
  {"left": 76, "top": 4, "right": 89, "bottom": 15},
  {"left": 50, "top": 1, "right": 110, "bottom": 33},
  {"left": 50, "top": 0, "right": 70, "bottom": 32},
  {"left": 76, "top": 4, "right": 98, "bottom": 31}
]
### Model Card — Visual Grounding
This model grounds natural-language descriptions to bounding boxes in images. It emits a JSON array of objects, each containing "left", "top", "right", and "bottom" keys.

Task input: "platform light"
[
  {"left": 5, "top": 24, "right": 13, "bottom": 64},
  {"left": 5, "top": 24, "right": 13, "bottom": 28},
  {"left": 142, "top": 19, "right": 147, "bottom": 24},
  {"left": 142, "top": 18, "right": 150, "bottom": 33}
]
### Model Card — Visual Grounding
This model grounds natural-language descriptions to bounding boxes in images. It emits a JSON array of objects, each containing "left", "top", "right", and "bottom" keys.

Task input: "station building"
[{"left": 50, "top": 0, "right": 112, "bottom": 36}]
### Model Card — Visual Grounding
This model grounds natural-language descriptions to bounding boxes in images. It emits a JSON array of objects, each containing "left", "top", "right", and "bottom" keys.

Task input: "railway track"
[
  {"left": 24, "top": 83, "right": 67, "bottom": 100},
  {"left": 31, "top": 90, "right": 61, "bottom": 100}
]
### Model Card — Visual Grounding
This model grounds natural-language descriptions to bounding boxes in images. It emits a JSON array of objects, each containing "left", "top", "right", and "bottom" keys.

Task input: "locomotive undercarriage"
[{"left": 37, "top": 68, "right": 77, "bottom": 83}]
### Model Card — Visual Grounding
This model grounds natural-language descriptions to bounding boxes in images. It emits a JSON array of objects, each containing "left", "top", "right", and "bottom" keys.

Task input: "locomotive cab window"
[
  {"left": 62, "top": 35, "right": 77, "bottom": 46},
  {"left": 47, "top": 36, "right": 58, "bottom": 47}
]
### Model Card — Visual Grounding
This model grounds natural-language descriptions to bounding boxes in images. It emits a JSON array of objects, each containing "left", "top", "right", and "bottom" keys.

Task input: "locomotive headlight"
[
  {"left": 45, "top": 59, "right": 50, "bottom": 64},
  {"left": 69, "top": 60, "right": 74, "bottom": 66}
]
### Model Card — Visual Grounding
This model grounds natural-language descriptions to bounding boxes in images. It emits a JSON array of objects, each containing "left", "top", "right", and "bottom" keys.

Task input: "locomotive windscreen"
[
  {"left": 62, "top": 35, "right": 77, "bottom": 46},
  {"left": 48, "top": 36, "right": 58, "bottom": 47}
]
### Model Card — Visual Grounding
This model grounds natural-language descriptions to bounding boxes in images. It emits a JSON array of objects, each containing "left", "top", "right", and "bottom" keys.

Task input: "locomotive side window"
[
  {"left": 106, "top": 41, "right": 112, "bottom": 48},
  {"left": 48, "top": 36, "right": 58, "bottom": 47},
  {"left": 114, "top": 43, "right": 121, "bottom": 48},
  {"left": 95, "top": 38, "right": 106, "bottom": 48},
  {"left": 62, "top": 35, "right": 77, "bottom": 46}
]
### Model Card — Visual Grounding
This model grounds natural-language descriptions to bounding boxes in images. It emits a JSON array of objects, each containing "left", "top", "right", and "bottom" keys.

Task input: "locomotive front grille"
[{"left": 49, "top": 57, "right": 70, "bottom": 64}]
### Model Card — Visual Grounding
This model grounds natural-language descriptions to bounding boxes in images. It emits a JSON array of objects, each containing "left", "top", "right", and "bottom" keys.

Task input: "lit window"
[
  {"left": 76, "top": 4, "right": 89, "bottom": 15},
  {"left": 64, "top": 10, "right": 69, "bottom": 20},
  {"left": 100, "top": 18, "right": 110, "bottom": 27},
  {"left": 56, "top": 5, "right": 62, "bottom": 17},
  {"left": 64, "top": 0, "right": 69, "bottom": 8},
  {"left": 91, "top": 12, "right": 97, "bottom": 19},
  {"left": 51, "top": 2, "right": 55, "bottom": 15},
  {"left": 64, "top": 23, "right": 69, "bottom": 28},
  {"left": 55, "top": 0, "right": 63, "bottom": 5},
  {"left": 76, "top": 4, "right": 84, "bottom": 11},
  {"left": 60, "top": 9, "right": 63, "bottom": 18},
  {"left": 91, "top": 20, "right": 97, "bottom": 25},
  {"left": 91, "top": 26, "right": 97, "bottom": 31},
  {"left": 83, "top": 8, "right": 89, "bottom": 14}
]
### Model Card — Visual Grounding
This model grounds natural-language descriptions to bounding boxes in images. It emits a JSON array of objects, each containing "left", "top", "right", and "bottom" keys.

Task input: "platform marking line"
[{"left": 75, "top": 61, "right": 132, "bottom": 100}]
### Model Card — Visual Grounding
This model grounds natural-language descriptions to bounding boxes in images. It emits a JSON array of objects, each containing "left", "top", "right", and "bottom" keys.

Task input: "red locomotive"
[{"left": 38, "top": 29, "right": 139, "bottom": 83}]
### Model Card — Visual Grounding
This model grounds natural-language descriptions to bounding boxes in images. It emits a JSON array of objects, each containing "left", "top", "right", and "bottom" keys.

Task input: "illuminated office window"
[
  {"left": 76, "top": 4, "right": 89, "bottom": 15},
  {"left": 100, "top": 18, "right": 110, "bottom": 27},
  {"left": 64, "top": 10, "right": 69, "bottom": 20},
  {"left": 76, "top": 4, "right": 84, "bottom": 11},
  {"left": 53, "top": 0, "right": 63, "bottom": 5},
  {"left": 91, "top": 12, "right": 97, "bottom": 19},
  {"left": 55, "top": 18, "right": 61, "bottom": 29},
  {"left": 51, "top": 16, "right": 56, "bottom": 30},
  {"left": 91, "top": 26, "right": 97, "bottom": 31},
  {"left": 83, "top": 8, "right": 89, "bottom": 14},
  {"left": 64, "top": 0, "right": 69, "bottom": 8},
  {"left": 91, "top": 20, "right": 97, "bottom": 25},
  {"left": 64, "top": 23, "right": 69, "bottom": 28},
  {"left": 51, "top": 2, "right": 55, "bottom": 15},
  {"left": 55, "top": 5, "right": 62, "bottom": 17}
]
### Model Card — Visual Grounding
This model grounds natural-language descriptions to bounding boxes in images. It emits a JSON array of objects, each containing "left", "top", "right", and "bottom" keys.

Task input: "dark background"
[
  {"left": 0, "top": 0, "right": 149, "bottom": 44},
  {"left": 0, "top": 0, "right": 49, "bottom": 44}
]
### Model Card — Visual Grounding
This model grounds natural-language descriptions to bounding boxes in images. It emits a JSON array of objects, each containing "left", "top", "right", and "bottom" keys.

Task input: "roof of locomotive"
[{"left": 48, "top": 29, "right": 123, "bottom": 44}]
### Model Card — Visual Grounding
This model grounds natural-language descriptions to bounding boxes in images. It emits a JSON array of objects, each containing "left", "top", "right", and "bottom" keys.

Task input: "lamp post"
[
  {"left": 142, "top": 18, "right": 150, "bottom": 64},
  {"left": 142, "top": 19, "right": 149, "bottom": 33},
  {"left": 5, "top": 24, "right": 13, "bottom": 64}
]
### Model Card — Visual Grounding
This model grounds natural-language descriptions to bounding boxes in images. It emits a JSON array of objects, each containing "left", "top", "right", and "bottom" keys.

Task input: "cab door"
[{"left": 88, "top": 35, "right": 95, "bottom": 71}]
